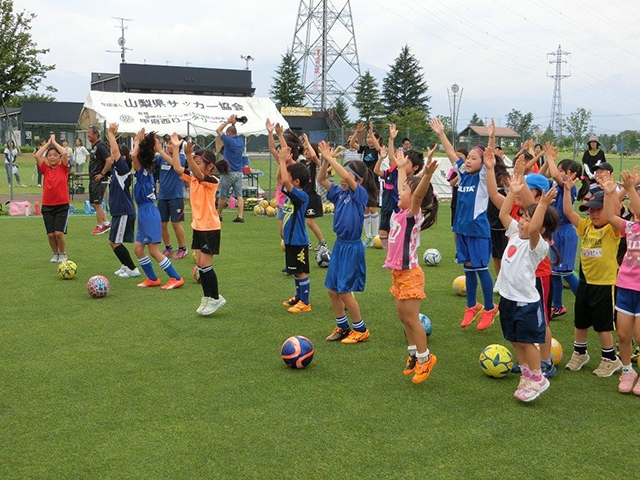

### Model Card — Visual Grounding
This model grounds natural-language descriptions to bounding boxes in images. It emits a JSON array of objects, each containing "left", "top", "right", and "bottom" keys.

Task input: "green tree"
[
  {"left": 0, "top": 1, "right": 55, "bottom": 106},
  {"left": 382, "top": 45, "right": 430, "bottom": 116},
  {"left": 5, "top": 91, "right": 56, "bottom": 107},
  {"left": 270, "top": 51, "right": 305, "bottom": 107},
  {"left": 468, "top": 113, "right": 485, "bottom": 126},
  {"left": 539, "top": 125, "right": 556, "bottom": 146},
  {"left": 563, "top": 107, "right": 592, "bottom": 159},
  {"left": 353, "top": 70, "right": 384, "bottom": 122},
  {"left": 505, "top": 109, "right": 538, "bottom": 139},
  {"left": 332, "top": 96, "right": 350, "bottom": 126},
  {"left": 618, "top": 130, "right": 640, "bottom": 154},
  {"left": 388, "top": 108, "right": 432, "bottom": 149}
]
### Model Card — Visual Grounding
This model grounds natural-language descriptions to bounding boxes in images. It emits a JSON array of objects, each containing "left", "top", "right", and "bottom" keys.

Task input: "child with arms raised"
[
  {"left": 105, "top": 123, "right": 139, "bottom": 278},
  {"left": 602, "top": 170, "right": 640, "bottom": 394},
  {"left": 279, "top": 146, "right": 312, "bottom": 313},
  {"left": 317, "top": 141, "right": 371, "bottom": 343},
  {"left": 130, "top": 129, "right": 184, "bottom": 290},
  {"left": 384, "top": 149, "right": 439, "bottom": 384},
  {"left": 34, "top": 134, "right": 70, "bottom": 263},
  {"left": 430, "top": 117, "right": 498, "bottom": 330},
  {"left": 563, "top": 175, "right": 622, "bottom": 376},
  {"left": 494, "top": 167, "right": 559, "bottom": 402}
]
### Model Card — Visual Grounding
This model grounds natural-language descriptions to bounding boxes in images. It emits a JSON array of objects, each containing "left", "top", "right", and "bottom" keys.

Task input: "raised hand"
[
  {"left": 523, "top": 139, "right": 533, "bottom": 151},
  {"left": 621, "top": 169, "right": 637, "bottom": 191},
  {"left": 423, "top": 159, "right": 439, "bottom": 178},
  {"left": 266, "top": 119, "right": 274, "bottom": 133},
  {"left": 228, "top": 114, "right": 237, "bottom": 124},
  {"left": 278, "top": 145, "right": 292, "bottom": 164},
  {"left": 154, "top": 136, "right": 163, "bottom": 152},
  {"left": 429, "top": 118, "right": 444, "bottom": 135},
  {"left": 601, "top": 179, "right": 616, "bottom": 195},
  {"left": 545, "top": 142, "right": 558, "bottom": 162},
  {"left": 426, "top": 143, "right": 437, "bottom": 160},
  {"left": 540, "top": 187, "right": 557, "bottom": 205},
  {"left": 395, "top": 149, "right": 407, "bottom": 168},
  {"left": 483, "top": 146, "right": 495, "bottom": 169},
  {"left": 355, "top": 122, "right": 365, "bottom": 133},
  {"left": 184, "top": 140, "right": 193, "bottom": 156},
  {"left": 134, "top": 128, "right": 145, "bottom": 144},
  {"left": 389, "top": 123, "right": 398, "bottom": 140},
  {"left": 564, "top": 174, "right": 577, "bottom": 191},
  {"left": 108, "top": 123, "right": 119, "bottom": 135},
  {"left": 380, "top": 145, "right": 388, "bottom": 159},
  {"left": 513, "top": 154, "right": 525, "bottom": 177},
  {"left": 317, "top": 141, "right": 334, "bottom": 159},
  {"left": 488, "top": 119, "right": 495, "bottom": 138},
  {"left": 275, "top": 123, "right": 283, "bottom": 136},
  {"left": 509, "top": 173, "right": 524, "bottom": 194}
]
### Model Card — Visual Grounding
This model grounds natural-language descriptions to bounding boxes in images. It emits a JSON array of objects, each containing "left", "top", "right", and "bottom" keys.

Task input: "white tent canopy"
[{"left": 78, "top": 91, "right": 289, "bottom": 137}]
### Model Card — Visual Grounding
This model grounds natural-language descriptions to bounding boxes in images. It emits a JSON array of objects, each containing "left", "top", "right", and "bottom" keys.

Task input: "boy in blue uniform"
[
  {"left": 156, "top": 141, "right": 188, "bottom": 259},
  {"left": 105, "top": 123, "right": 139, "bottom": 278},
  {"left": 279, "top": 145, "right": 312, "bottom": 313}
]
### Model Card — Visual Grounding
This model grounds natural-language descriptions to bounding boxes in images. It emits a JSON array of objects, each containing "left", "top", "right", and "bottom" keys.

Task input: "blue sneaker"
[
  {"left": 542, "top": 360, "right": 557, "bottom": 378},
  {"left": 511, "top": 363, "right": 521, "bottom": 374}
]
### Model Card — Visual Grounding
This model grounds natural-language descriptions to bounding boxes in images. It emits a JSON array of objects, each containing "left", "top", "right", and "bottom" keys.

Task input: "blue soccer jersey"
[
  {"left": 381, "top": 166, "right": 399, "bottom": 214},
  {"left": 109, "top": 157, "right": 135, "bottom": 216},
  {"left": 134, "top": 168, "right": 156, "bottom": 206},
  {"left": 155, "top": 153, "right": 186, "bottom": 200},
  {"left": 221, "top": 134, "right": 244, "bottom": 172},
  {"left": 452, "top": 158, "right": 490, "bottom": 238},
  {"left": 553, "top": 183, "right": 577, "bottom": 226},
  {"left": 327, "top": 184, "right": 368, "bottom": 241},
  {"left": 282, "top": 186, "right": 309, "bottom": 246}
]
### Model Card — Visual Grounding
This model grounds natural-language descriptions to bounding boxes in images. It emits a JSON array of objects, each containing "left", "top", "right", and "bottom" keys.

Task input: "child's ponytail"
[{"left": 405, "top": 176, "right": 439, "bottom": 230}]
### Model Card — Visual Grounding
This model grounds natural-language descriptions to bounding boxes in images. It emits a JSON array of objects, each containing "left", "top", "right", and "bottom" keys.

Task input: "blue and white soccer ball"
[
  {"left": 419, "top": 313, "right": 433, "bottom": 336},
  {"left": 316, "top": 247, "right": 331, "bottom": 268},
  {"left": 281, "top": 335, "right": 315, "bottom": 369},
  {"left": 423, "top": 248, "right": 442, "bottom": 266}
]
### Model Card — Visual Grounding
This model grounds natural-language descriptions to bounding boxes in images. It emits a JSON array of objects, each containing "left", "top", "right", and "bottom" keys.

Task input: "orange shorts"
[{"left": 390, "top": 266, "right": 426, "bottom": 300}]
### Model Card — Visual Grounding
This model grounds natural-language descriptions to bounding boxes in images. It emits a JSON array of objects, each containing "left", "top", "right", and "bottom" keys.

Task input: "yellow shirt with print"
[{"left": 577, "top": 217, "right": 620, "bottom": 285}]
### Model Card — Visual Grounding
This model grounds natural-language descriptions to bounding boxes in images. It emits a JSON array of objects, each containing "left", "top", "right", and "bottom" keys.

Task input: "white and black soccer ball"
[
  {"left": 423, "top": 248, "right": 442, "bottom": 266},
  {"left": 316, "top": 247, "right": 331, "bottom": 268}
]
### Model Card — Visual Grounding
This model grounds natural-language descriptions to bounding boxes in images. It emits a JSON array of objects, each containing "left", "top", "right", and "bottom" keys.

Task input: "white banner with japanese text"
[{"left": 78, "top": 91, "right": 289, "bottom": 137}]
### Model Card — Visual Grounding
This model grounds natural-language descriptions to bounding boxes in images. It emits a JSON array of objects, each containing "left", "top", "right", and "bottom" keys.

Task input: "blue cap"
[{"left": 525, "top": 174, "right": 551, "bottom": 194}]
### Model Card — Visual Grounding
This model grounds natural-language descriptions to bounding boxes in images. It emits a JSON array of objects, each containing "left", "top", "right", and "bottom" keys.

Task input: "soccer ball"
[
  {"left": 423, "top": 248, "right": 441, "bottom": 266},
  {"left": 452, "top": 275, "right": 466, "bottom": 296},
  {"left": 281, "top": 335, "right": 314, "bottom": 369},
  {"left": 259, "top": 199, "right": 269, "bottom": 209},
  {"left": 269, "top": 198, "right": 277, "bottom": 208},
  {"left": 192, "top": 265, "right": 201, "bottom": 284},
  {"left": 280, "top": 239, "right": 285, "bottom": 250},
  {"left": 479, "top": 344, "right": 514, "bottom": 378},
  {"left": 254, "top": 205, "right": 265, "bottom": 216},
  {"left": 419, "top": 313, "right": 433, "bottom": 336},
  {"left": 316, "top": 247, "right": 331, "bottom": 268},
  {"left": 87, "top": 275, "right": 110, "bottom": 298},
  {"left": 550, "top": 338, "right": 563, "bottom": 365},
  {"left": 265, "top": 206, "right": 276, "bottom": 217},
  {"left": 58, "top": 260, "right": 78, "bottom": 279},
  {"left": 371, "top": 235, "right": 383, "bottom": 249}
]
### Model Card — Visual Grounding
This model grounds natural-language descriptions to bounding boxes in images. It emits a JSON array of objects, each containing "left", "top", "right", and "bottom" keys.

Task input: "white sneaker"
[
  {"left": 50, "top": 253, "right": 59, "bottom": 263},
  {"left": 201, "top": 295, "right": 226, "bottom": 316},
  {"left": 114, "top": 265, "right": 126, "bottom": 275},
  {"left": 118, "top": 266, "right": 141, "bottom": 278},
  {"left": 58, "top": 253, "right": 67, "bottom": 263},
  {"left": 196, "top": 297, "right": 210, "bottom": 315}
]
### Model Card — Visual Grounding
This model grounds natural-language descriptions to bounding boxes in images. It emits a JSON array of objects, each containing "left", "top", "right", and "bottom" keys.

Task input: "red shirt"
[
  {"left": 509, "top": 202, "right": 551, "bottom": 277},
  {"left": 39, "top": 162, "right": 70, "bottom": 206}
]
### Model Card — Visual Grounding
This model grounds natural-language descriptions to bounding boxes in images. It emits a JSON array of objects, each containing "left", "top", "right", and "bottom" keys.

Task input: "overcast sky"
[{"left": 15, "top": 0, "right": 640, "bottom": 136}]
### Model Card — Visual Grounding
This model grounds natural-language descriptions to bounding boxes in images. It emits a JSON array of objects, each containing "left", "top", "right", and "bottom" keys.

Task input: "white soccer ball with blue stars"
[{"left": 423, "top": 248, "right": 441, "bottom": 266}]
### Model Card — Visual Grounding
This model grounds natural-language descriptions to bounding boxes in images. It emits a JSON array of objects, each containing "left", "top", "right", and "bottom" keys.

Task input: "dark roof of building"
[
  {"left": 21, "top": 102, "right": 84, "bottom": 124},
  {"left": 118, "top": 63, "right": 254, "bottom": 96},
  {"left": 459, "top": 125, "right": 520, "bottom": 138},
  {"left": 284, "top": 115, "right": 329, "bottom": 133},
  {"left": 0, "top": 107, "right": 21, "bottom": 118}
]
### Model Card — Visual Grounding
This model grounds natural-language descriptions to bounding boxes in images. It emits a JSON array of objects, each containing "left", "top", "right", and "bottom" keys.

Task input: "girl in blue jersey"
[
  {"left": 539, "top": 145, "right": 582, "bottom": 318},
  {"left": 105, "top": 123, "right": 138, "bottom": 278},
  {"left": 131, "top": 129, "right": 184, "bottom": 290},
  {"left": 317, "top": 141, "right": 374, "bottom": 344},
  {"left": 430, "top": 117, "right": 498, "bottom": 331}
]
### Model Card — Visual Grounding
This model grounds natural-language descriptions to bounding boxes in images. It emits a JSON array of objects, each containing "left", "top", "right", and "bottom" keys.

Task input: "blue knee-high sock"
[
  {"left": 298, "top": 277, "right": 310, "bottom": 305},
  {"left": 564, "top": 272, "right": 579, "bottom": 295},
  {"left": 294, "top": 278, "right": 301, "bottom": 301},
  {"left": 139, "top": 256, "right": 158, "bottom": 280},
  {"left": 159, "top": 257, "right": 181, "bottom": 279},
  {"left": 477, "top": 268, "right": 494, "bottom": 309},
  {"left": 464, "top": 268, "right": 478, "bottom": 308},
  {"left": 551, "top": 275, "right": 564, "bottom": 308},
  {"left": 335, "top": 315, "right": 349, "bottom": 330}
]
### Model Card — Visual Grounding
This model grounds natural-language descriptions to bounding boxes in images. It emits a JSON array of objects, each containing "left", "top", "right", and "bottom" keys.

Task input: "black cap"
[
  {"left": 579, "top": 191, "right": 605, "bottom": 211},
  {"left": 594, "top": 162, "right": 613, "bottom": 173}
]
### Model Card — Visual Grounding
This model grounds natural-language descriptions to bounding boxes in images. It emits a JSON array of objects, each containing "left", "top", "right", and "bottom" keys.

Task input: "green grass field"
[{"left": 1, "top": 196, "right": 640, "bottom": 479}]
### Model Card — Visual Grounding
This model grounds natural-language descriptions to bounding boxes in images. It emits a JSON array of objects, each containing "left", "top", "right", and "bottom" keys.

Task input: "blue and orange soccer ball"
[
  {"left": 281, "top": 335, "right": 314, "bottom": 369},
  {"left": 87, "top": 275, "right": 110, "bottom": 298}
]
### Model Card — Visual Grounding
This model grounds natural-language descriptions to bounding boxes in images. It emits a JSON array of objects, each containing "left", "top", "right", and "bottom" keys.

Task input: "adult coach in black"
[{"left": 87, "top": 126, "right": 112, "bottom": 235}]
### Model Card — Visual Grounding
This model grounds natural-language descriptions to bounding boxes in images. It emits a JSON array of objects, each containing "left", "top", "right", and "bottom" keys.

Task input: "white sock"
[
  {"left": 416, "top": 349, "right": 430, "bottom": 363},
  {"left": 371, "top": 213, "right": 379, "bottom": 233},
  {"left": 363, "top": 214, "right": 371, "bottom": 237},
  {"left": 408, "top": 345, "right": 417, "bottom": 357}
]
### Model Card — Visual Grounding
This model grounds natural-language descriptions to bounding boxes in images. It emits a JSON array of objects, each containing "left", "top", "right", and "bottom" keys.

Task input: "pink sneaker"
[
  {"left": 514, "top": 377, "right": 550, "bottom": 403},
  {"left": 619, "top": 370, "right": 638, "bottom": 394},
  {"left": 163, "top": 248, "right": 174, "bottom": 257},
  {"left": 173, "top": 248, "right": 188, "bottom": 259}
]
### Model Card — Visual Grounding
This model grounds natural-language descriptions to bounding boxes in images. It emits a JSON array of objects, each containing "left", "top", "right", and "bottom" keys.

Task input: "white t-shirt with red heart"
[{"left": 495, "top": 220, "right": 549, "bottom": 303}]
